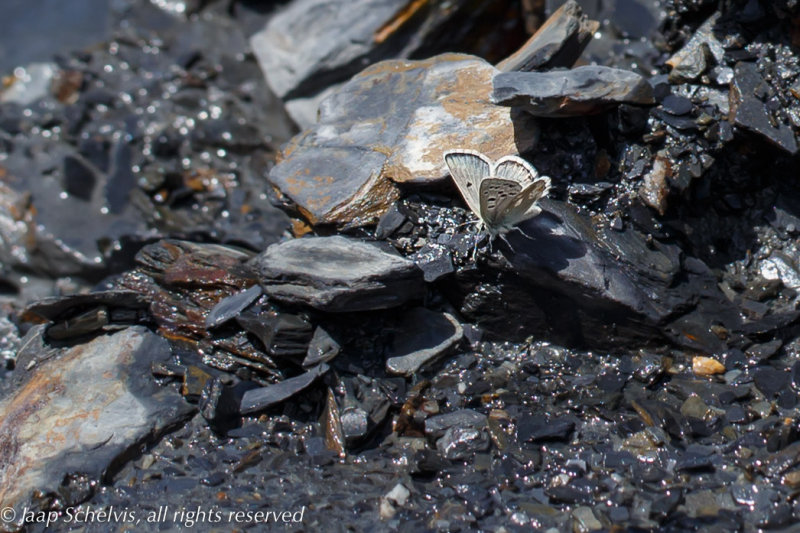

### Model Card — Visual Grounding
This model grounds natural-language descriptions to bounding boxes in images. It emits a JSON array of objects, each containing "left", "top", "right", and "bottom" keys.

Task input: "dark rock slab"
[
  {"left": 753, "top": 366, "right": 790, "bottom": 398},
  {"left": 451, "top": 199, "right": 743, "bottom": 351},
  {"left": 410, "top": 243, "right": 454, "bottom": 283},
  {"left": 385, "top": 308, "right": 463, "bottom": 376},
  {"left": 239, "top": 363, "right": 329, "bottom": 414},
  {"left": 497, "top": 0, "right": 599, "bottom": 72},
  {"left": 252, "top": 236, "right": 424, "bottom": 312},
  {"left": 517, "top": 414, "right": 575, "bottom": 442},
  {"left": 236, "top": 309, "right": 314, "bottom": 361},
  {"left": 492, "top": 66, "right": 654, "bottom": 117},
  {"left": 21, "top": 290, "right": 149, "bottom": 323},
  {"left": 0, "top": 327, "right": 194, "bottom": 520},
  {"left": 267, "top": 54, "right": 538, "bottom": 228},
  {"left": 730, "top": 62, "right": 798, "bottom": 154}
]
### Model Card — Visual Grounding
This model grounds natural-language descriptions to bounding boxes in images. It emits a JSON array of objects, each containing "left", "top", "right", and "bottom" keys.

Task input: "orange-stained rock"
[{"left": 268, "top": 54, "right": 538, "bottom": 228}]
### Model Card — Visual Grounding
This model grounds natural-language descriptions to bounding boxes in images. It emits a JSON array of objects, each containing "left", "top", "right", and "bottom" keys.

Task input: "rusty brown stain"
[
  {"left": 0, "top": 356, "right": 70, "bottom": 506},
  {"left": 291, "top": 218, "right": 313, "bottom": 237},
  {"left": 373, "top": 0, "right": 428, "bottom": 44},
  {"left": 327, "top": 165, "right": 400, "bottom": 226}
]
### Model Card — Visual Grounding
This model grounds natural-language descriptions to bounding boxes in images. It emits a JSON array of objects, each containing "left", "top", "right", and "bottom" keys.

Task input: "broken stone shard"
[
  {"left": 492, "top": 66, "right": 655, "bottom": 117},
  {"left": 497, "top": 0, "right": 599, "bottom": 72},
  {"left": 239, "top": 363, "right": 330, "bottom": 414}
]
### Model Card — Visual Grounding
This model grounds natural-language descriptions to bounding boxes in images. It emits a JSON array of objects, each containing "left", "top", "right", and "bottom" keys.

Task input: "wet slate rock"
[
  {"left": 375, "top": 203, "right": 407, "bottom": 240},
  {"left": 0, "top": 327, "right": 194, "bottom": 520},
  {"left": 410, "top": 243, "right": 454, "bottom": 283},
  {"left": 22, "top": 290, "right": 149, "bottom": 323},
  {"left": 661, "top": 94, "right": 693, "bottom": 116},
  {"left": 753, "top": 366, "right": 790, "bottom": 398},
  {"left": 517, "top": 415, "right": 575, "bottom": 442},
  {"left": 204, "top": 284, "right": 262, "bottom": 329},
  {"left": 497, "top": 0, "right": 599, "bottom": 72},
  {"left": 436, "top": 426, "right": 490, "bottom": 460},
  {"left": 385, "top": 308, "right": 463, "bottom": 376},
  {"left": 0, "top": 138, "right": 148, "bottom": 276},
  {"left": 454, "top": 199, "right": 742, "bottom": 351},
  {"left": 730, "top": 61, "right": 798, "bottom": 154},
  {"left": 199, "top": 379, "right": 258, "bottom": 433},
  {"left": 425, "top": 409, "right": 488, "bottom": 440},
  {"left": 267, "top": 54, "right": 538, "bottom": 228},
  {"left": 252, "top": 236, "right": 424, "bottom": 312},
  {"left": 491, "top": 66, "right": 655, "bottom": 117},
  {"left": 236, "top": 309, "right": 313, "bottom": 361},
  {"left": 239, "top": 363, "right": 329, "bottom": 414}
]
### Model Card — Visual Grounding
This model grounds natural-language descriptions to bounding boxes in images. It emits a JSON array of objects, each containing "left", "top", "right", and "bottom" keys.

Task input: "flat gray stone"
[
  {"left": 0, "top": 327, "right": 193, "bottom": 521},
  {"left": 492, "top": 66, "right": 655, "bottom": 117},
  {"left": 240, "top": 363, "right": 329, "bottom": 414},
  {"left": 252, "top": 236, "right": 424, "bottom": 312},
  {"left": 268, "top": 54, "right": 538, "bottom": 228},
  {"left": 385, "top": 308, "right": 463, "bottom": 376},
  {"left": 250, "top": 0, "right": 416, "bottom": 100}
]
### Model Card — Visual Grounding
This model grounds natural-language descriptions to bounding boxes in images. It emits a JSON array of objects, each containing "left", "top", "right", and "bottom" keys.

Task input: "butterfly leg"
[
  {"left": 498, "top": 233, "right": 516, "bottom": 254},
  {"left": 511, "top": 225, "right": 534, "bottom": 240}
]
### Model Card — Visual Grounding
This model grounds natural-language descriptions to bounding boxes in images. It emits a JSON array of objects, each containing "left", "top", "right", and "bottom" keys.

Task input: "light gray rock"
[
  {"left": 252, "top": 236, "right": 424, "bottom": 312},
  {"left": 0, "top": 63, "right": 56, "bottom": 105},
  {"left": 250, "top": 0, "right": 413, "bottom": 100}
]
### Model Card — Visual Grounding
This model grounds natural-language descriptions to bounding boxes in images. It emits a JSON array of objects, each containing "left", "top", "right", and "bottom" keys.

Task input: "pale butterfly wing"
[
  {"left": 444, "top": 150, "right": 492, "bottom": 218},
  {"left": 499, "top": 177, "right": 552, "bottom": 229},
  {"left": 478, "top": 178, "right": 522, "bottom": 227},
  {"left": 492, "top": 155, "right": 539, "bottom": 185}
]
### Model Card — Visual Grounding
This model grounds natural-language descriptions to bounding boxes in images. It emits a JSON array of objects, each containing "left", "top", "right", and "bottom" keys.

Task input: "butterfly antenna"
[{"left": 454, "top": 220, "right": 479, "bottom": 231}]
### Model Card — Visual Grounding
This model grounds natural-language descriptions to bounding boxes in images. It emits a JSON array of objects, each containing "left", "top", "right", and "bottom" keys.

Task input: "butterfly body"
[{"left": 444, "top": 149, "right": 551, "bottom": 239}]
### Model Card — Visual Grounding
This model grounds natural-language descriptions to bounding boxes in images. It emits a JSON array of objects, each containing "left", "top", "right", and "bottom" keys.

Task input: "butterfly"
[{"left": 443, "top": 149, "right": 551, "bottom": 241}]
